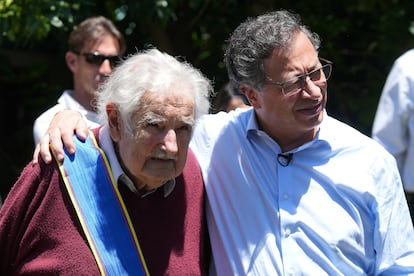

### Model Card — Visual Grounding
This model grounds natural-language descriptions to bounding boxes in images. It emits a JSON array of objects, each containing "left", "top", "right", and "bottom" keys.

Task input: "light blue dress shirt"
[
  {"left": 372, "top": 49, "right": 414, "bottom": 192},
  {"left": 190, "top": 108, "right": 414, "bottom": 275}
]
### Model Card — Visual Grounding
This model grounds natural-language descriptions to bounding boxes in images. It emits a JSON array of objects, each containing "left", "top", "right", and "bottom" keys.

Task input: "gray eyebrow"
[{"left": 137, "top": 111, "right": 195, "bottom": 127}]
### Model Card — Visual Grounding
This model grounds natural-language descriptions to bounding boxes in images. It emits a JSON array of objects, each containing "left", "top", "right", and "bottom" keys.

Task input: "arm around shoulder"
[{"left": 33, "top": 109, "right": 89, "bottom": 164}]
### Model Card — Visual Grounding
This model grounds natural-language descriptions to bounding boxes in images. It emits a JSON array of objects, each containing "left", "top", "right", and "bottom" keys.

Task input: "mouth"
[
  {"left": 146, "top": 158, "right": 177, "bottom": 173},
  {"left": 151, "top": 157, "right": 174, "bottom": 162},
  {"left": 149, "top": 156, "right": 178, "bottom": 165},
  {"left": 297, "top": 102, "right": 322, "bottom": 115}
]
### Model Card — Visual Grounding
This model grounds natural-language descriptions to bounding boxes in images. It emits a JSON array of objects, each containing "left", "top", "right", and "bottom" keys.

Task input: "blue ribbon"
[{"left": 55, "top": 132, "right": 149, "bottom": 275}]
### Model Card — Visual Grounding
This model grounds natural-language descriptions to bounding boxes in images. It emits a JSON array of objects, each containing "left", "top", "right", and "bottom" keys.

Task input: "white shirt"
[
  {"left": 190, "top": 108, "right": 414, "bottom": 275},
  {"left": 33, "top": 90, "right": 100, "bottom": 145},
  {"left": 372, "top": 49, "right": 414, "bottom": 192}
]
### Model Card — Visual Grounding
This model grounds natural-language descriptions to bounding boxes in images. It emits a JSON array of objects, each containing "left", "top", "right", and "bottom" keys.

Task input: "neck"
[
  {"left": 72, "top": 89, "right": 95, "bottom": 111},
  {"left": 112, "top": 141, "right": 162, "bottom": 193},
  {"left": 254, "top": 113, "right": 320, "bottom": 152},
  {"left": 282, "top": 134, "right": 314, "bottom": 152},
  {"left": 270, "top": 128, "right": 317, "bottom": 152}
]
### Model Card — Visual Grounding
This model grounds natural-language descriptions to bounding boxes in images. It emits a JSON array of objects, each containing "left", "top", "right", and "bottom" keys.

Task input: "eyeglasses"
[
  {"left": 72, "top": 50, "right": 121, "bottom": 69},
  {"left": 266, "top": 58, "right": 333, "bottom": 96}
]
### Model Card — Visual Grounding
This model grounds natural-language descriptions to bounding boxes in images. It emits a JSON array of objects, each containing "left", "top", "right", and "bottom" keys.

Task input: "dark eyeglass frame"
[
  {"left": 265, "top": 58, "right": 333, "bottom": 96},
  {"left": 71, "top": 50, "right": 121, "bottom": 69}
]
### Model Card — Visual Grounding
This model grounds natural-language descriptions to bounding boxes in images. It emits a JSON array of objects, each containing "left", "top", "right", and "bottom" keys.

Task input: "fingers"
[
  {"left": 74, "top": 117, "right": 89, "bottom": 141},
  {"left": 49, "top": 128, "right": 67, "bottom": 161},
  {"left": 35, "top": 133, "right": 57, "bottom": 164},
  {"left": 59, "top": 116, "right": 90, "bottom": 154},
  {"left": 34, "top": 109, "right": 89, "bottom": 164},
  {"left": 32, "top": 144, "right": 41, "bottom": 164}
]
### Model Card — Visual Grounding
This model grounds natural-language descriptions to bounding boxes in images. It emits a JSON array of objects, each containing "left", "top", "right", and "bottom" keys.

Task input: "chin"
[{"left": 147, "top": 171, "right": 176, "bottom": 183}]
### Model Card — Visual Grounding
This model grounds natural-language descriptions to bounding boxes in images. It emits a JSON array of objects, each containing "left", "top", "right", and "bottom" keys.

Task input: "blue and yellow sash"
[{"left": 53, "top": 131, "right": 149, "bottom": 275}]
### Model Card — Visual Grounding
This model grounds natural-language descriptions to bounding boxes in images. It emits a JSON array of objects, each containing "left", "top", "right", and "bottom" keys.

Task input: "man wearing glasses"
[
  {"left": 32, "top": 16, "right": 126, "bottom": 145},
  {"left": 35, "top": 10, "right": 414, "bottom": 274},
  {"left": 191, "top": 10, "right": 414, "bottom": 274}
]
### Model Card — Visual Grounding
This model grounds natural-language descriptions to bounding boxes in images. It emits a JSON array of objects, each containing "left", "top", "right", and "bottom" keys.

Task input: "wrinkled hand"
[{"left": 32, "top": 110, "right": 89, "bottom": 164}]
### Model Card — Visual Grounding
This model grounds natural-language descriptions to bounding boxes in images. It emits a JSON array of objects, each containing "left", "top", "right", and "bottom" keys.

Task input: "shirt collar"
[
  {"left": 98, "top": 126, "right": 176, "bottom": 198},
  {"left": 59, "top": 90, "right": 100, "bottom": 123},
  {"left": 245, "top": 108, "right": 325, "bottom": 154},
  {"left": 246, "top": 108, "right": 257, "bottom": 133}
]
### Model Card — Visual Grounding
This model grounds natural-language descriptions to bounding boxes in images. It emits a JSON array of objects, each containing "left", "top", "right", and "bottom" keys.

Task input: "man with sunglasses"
[
  {"left": 33, "top": 16, "right": 126, "bottom": 145},
  {"left": 35, "top": 10, "right": 414, "bottom": 274}
]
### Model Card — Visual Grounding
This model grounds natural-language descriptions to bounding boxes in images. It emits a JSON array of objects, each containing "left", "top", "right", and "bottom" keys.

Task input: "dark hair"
[
  {"left": 68, "top": 16, "right": 126, "bottom": 55},
  {"left": 224, "top": 10, "right": 320, "bottom": 91},
  {"left": 210, "top": 82, "right": 250, "bottom": 113}
]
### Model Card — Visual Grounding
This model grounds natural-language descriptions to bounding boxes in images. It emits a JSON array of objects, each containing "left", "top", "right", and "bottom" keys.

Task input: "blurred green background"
[{"left": 1, "top": 0, "right": 414, "bottom": 199}]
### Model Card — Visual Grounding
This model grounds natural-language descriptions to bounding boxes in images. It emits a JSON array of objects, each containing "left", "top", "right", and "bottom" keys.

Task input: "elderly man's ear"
[{"left": 107, "top": 104, "right": 123, "bottom": 142}]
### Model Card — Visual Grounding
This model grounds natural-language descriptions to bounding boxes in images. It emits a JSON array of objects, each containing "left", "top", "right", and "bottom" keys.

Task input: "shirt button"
[
  {"left": 283, "top": 194, "right": 289, "bottom": 200},
  {"left": 285, "top": 228, "right": 291, "bottom": 237}
]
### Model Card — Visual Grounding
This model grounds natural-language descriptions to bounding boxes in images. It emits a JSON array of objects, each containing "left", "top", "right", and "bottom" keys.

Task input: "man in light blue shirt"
[
  {"left": 36, "top": 10, "right": 414, "bottom": 275},
  {"left": 191, "top": 10, "right": 414, "bottom": 275}
]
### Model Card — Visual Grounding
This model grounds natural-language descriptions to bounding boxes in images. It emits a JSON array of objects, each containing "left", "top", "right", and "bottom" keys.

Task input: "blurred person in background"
[
  {"left": 210, "top": 82, "right": 250, "bottom": 113},
  {"left": 33, "top": 16, "right": 126, "bottom": 145},
  {"left": 372, "top": 49, "right": 414, "bottom": 223}
]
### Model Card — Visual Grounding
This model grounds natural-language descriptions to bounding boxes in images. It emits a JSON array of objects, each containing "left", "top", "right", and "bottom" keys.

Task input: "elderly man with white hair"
[{"left": 0, "top": 48, "right": 212, "bottom": 275}]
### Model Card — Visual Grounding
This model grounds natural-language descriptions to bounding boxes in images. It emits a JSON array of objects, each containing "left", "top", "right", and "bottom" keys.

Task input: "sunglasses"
[{"left": 72, "top": 50, "right": 121, "bottom": 68}]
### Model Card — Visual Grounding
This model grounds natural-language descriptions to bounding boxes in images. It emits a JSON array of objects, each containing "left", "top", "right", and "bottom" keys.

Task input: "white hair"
[{"left": 95, "top": 48, "right": 212, "bottom": 134}]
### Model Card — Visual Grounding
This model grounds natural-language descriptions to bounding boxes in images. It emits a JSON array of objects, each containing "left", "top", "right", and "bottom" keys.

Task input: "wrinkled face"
[
  {"left": 246, "top": 31, "right": 327, "bottom": 150},
  {"left": 108, "top": 90, "right": 195, "bottom": 191},
  {"left": 68, "top": 35, "right": 120, "bottom": 110}
]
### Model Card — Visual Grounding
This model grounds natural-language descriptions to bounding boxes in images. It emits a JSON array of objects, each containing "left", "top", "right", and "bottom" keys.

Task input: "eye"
[
  {"left": 146, "top": 122, "right": 162, "bottom": 129},
  {"left": 176, "top": 124, "right": 192, "bottom": 132},
  {"left": 283, "top": 77, "right": 303, "bottom": 91},
  {"left": 309, "top": 68, "right": 322, "bottom": 81}
]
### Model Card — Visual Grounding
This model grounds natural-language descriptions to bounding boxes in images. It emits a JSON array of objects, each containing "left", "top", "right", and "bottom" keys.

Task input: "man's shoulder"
[
  {"left": 183, "top": 148, "right": 200, "bottom": 170},
  {"left": 394, "top": 49, "right": 414, "bottom": 68},
  {"left": 194, "top": 109, "right": 250, "bottom": 139},
  {"left": 3, "top": 160, "right": 60, "bottom": 212},
  {"left": 180, "top": 148, "right": 203, "bottom": 183},
  {"left": 323, "top": 115, "right": 391, "bottom": 155}
]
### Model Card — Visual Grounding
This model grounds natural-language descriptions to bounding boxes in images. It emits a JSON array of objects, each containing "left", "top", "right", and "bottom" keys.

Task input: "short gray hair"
[
  {"left": 95, "top": 48, "right": 212, "bottom": 134},
  {"left": 224, "top": 10, "right": 321, "bottom": 91}
]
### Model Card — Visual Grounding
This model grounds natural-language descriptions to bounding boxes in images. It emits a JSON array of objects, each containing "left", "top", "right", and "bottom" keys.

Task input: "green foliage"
[{"left": 0, "top": 0, "right": 82, "bottom": 46}]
